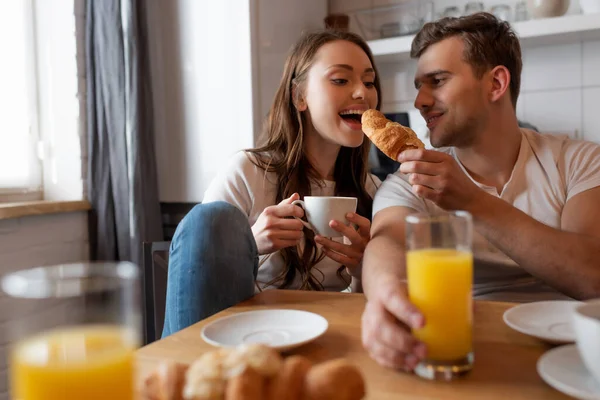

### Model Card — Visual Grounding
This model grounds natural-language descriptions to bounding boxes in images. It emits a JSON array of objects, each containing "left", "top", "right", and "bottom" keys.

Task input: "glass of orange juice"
[
  {"left": 2, "top": 262, "right": 141, "bottom": 400},
  {"left": 406, "top": 211, "right": 473, "bottom": 381}
]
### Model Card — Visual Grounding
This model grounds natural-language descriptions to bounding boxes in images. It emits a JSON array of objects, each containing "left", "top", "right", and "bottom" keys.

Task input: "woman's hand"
[
  {"left": 314, "top": 212, "right": 371, "bottom": 276},
  {"left": 251, "top": 193, "right": 305, "bottom": 255}
]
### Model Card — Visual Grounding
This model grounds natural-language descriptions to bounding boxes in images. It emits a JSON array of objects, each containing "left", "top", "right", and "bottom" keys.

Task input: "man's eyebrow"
[
  {"left": 414, "top": 69, "right": 451, "bottom": 88},
  {"left": 327, "top": 64, "right": 375, "bottom": 74}
]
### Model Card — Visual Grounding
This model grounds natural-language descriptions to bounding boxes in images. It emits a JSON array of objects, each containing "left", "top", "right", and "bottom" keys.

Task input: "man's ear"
[
  {"left": 292, "top": 84, "right": 307, "bottom": 111},
  {"left": 489, "top": 65, "right": 511, "bottom": 103}
]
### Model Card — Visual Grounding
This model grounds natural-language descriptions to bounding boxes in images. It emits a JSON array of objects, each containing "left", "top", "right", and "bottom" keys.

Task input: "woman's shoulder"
[{"left": 225, "top": 150, "right": 272, "bottom": 176}]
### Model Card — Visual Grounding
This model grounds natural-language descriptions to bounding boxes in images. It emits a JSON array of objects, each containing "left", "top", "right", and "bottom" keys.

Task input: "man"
[{"left": 361, "top": 12, "right": 600, "bottom": 371}]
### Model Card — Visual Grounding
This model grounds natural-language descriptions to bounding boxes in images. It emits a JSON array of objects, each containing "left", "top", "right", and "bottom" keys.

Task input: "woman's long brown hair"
[{"left": 247, "top": 30, "right": 382, "bottom": 290}]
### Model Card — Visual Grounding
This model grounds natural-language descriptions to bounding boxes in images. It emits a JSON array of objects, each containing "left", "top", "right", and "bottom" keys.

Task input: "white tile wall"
[
  {"left": 378, "top": 60, "right": 418, "bottom": 104},
  {"left": 516, "top": 95, "right": 526, "bottom": 121},
  {"left": 583, "top": 87, "right": 600, "bottom": 143},
  {"left": 521, "top": 43, "right": 582, "bottom": 92},
  {"left": 583, "top": 40, "right": 600, "bottom": 87},
  {"left": 521, "top": 89, "right": 582, "bottom": 136}
]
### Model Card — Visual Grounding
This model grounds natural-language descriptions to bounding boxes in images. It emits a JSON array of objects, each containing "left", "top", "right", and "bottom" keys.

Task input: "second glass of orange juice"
[
  {"left": 406, "top": 211, "right": 473, "bottom": 381},
  {"left": 2, "top": 262, "right": 141, "bottom": 400}
]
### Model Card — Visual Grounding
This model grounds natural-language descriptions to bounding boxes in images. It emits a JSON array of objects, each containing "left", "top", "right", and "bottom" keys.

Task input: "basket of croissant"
[{"left": 140, "top": 343, "right": 366, "bottom": 400}]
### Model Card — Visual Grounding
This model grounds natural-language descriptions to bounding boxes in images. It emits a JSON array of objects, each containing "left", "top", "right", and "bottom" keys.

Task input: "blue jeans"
[{"left": 162, "top": 201, "right": 258, "bottom": 337}]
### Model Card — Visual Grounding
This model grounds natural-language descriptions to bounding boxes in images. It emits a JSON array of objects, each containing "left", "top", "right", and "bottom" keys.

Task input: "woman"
[{"left": 162, "top": 30, "right": 382, "bottom": 337}]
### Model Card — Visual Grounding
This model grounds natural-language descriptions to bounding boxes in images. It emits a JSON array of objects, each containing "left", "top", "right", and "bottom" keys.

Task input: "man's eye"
[
  {"left": 432, "top": 78, "right": 444, "bottom": 86},
  {"left": 331, "top": 79, "right": 347, "bottom": 85}
]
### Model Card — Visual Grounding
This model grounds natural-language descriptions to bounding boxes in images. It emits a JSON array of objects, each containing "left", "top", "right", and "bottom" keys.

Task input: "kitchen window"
[
  {"left": 0, "top": 0, "right": 82, "bottom": 204},
  {"left": 0, "top": 1, "right": 42, "bottom": 202}
]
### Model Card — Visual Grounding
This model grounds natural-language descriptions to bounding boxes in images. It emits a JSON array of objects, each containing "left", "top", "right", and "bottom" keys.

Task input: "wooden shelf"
[{"left": 368, "top": 13, "right": 600, "bottom": 62}]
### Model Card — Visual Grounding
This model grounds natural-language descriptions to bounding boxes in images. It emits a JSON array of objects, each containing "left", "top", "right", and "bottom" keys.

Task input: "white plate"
[
  {"left": 538, "top": 344, "right": 600, "bottom": 400},
  {"left": 201, "top": 309, "right": 328, "bottom": 352},
  {"left": 503, "top": 300, "right": 581, "bottom": 344}
]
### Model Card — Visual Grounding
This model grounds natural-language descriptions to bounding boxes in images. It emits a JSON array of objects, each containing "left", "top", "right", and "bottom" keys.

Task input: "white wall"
[
  {"left": 147, "top": 0, "right": 256, "bottom": 203},
  {"left": 253, "top": 0, "right": 328, "bottom": 139},
  {"left": 149, "top": 0, "right": 327, "bottom": 203},
  {"left": 330, "top": 0, "right": 600, "bottom": 145}
]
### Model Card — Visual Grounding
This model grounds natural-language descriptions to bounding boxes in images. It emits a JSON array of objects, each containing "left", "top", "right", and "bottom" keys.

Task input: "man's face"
[{"left": 413, "top": 37, "right": 489, "bottom": 148}]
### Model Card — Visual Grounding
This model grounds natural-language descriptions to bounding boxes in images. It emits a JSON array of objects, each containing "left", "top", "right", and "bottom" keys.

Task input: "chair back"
[{"left": 142, "top": 241, "right": 171, "bottom": 344}]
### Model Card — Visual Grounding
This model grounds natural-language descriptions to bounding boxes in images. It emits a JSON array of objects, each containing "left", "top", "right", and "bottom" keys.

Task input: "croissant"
[{"left": 362, "top": 109, "right": 424, "bottom": 161}]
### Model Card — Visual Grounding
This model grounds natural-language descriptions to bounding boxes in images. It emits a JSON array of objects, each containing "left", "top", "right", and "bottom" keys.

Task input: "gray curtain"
[{"left": 86, "top": 0, "right": 163, "bottom": 266}]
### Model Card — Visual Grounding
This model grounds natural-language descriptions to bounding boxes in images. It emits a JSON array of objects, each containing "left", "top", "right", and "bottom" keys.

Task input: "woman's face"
[{"left": 300, "top": 40, "right": 379, "bottom": 149}]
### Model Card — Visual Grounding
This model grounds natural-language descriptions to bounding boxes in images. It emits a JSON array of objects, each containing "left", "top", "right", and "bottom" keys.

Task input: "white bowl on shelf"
[
  {"left": 580, "top": 0, "right": 600, "bottom": 14},
  {"left": 527, "top": 0, "right": 570, "bottom": 18}
]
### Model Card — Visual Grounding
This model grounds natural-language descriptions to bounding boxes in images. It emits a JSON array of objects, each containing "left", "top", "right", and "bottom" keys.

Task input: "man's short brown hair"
[{"left": 411, "top": 12, "right": 522, "bottom": 108}]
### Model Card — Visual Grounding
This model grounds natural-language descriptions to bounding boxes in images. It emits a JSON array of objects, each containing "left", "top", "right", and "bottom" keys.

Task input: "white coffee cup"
[
  {"left": 291, "top": 196, "right": 358, "bottom": 237},
  {"left": 572, "top": 299, "right": 600, "bottom": 383}
]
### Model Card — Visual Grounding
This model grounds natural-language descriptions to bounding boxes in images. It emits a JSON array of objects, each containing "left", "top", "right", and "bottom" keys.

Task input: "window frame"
[{"left": 0, "top": 0, "right": 43, "bottom": 202}]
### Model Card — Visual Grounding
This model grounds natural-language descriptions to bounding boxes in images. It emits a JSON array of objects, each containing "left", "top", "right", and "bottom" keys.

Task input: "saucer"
[
  {"left": 201, "top": 309, "right": 328, "bottom": 352},
  {"left": 503, "top": 300, "right": 581, "bottom": 344},
  {"left": 537, "top": 344, "right": 600, "bottom": 400}
]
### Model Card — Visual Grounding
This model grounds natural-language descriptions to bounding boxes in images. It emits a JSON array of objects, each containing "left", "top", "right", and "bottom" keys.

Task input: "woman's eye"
[
  {"left": 331, "top": 79, "right": 347, "bottom": 85},
  {"left": 364, "top": 81, "right": 375, "bottom": 88}
]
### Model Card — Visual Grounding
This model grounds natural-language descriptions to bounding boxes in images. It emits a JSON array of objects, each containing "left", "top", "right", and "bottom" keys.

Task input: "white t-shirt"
[
  {"left": 203, "top": 151, "right": 380, "bottom": 292},
  {"left": 373, "top": 129, "right": 600, "bottom": 302}
]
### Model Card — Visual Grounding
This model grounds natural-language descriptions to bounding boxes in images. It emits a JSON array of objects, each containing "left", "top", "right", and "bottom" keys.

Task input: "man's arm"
[
  {"left": 363, "top": 206, "right": 414, "bottom": 297},
  {"left": 469, "top": 186, "right": 600, "bottom": 300},
  {"left": 361, "top": 205, "right": 427, "bottom": 370}
]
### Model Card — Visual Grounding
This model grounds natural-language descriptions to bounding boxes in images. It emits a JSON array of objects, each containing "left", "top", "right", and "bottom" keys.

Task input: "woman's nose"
[{"left": 352, "top": 82, "right": 366, "bottom": 99}]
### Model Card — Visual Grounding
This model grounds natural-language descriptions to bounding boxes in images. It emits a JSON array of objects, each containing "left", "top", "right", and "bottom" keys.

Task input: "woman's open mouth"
[{"left": 339, "top": 110, "right": 364, "bottom": 131}]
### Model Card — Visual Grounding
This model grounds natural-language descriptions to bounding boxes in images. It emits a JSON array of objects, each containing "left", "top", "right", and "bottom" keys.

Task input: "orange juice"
[
  {"left": 407, "top": 248, "right": 473, "bottom": 360},
  {"left": 11, "top": 325, "right": 137, "bottom": 400}
]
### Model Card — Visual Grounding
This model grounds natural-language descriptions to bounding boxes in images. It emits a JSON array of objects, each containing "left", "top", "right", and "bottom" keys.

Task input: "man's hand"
[
  {"left": 315, "top": 212, "right": 371, "bottom": 276},
  {"left": 398, "top": 149, "right": 484, "bottom": 211},
  {"left": 361, "top": 276, "right": 427, "bottom": 371}
]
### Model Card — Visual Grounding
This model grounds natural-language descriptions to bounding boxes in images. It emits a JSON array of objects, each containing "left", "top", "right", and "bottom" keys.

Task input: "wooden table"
[{"left": 136, "top": 290, "right": 571, "bottom": 399}]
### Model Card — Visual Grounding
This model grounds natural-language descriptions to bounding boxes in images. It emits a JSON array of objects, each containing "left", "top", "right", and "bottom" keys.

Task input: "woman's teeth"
[{"left": 339, "top": 110, "right": 364, "bottom": 116}]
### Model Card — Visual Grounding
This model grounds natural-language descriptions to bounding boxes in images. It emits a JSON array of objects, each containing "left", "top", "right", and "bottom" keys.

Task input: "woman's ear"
[
  {"left": 292, "top": 84, "right": 307, "bottom": 111},
  {"left": 296, "top": 99, "right": 307, "bottom": 112}
]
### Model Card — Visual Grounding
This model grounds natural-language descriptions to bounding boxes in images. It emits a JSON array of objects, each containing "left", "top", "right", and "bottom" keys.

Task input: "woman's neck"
[{"left": 304, "top": 129, "right": 340, "bottom": 181}]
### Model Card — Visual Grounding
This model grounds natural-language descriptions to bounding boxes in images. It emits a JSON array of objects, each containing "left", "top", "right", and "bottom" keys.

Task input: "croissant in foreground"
[
  {"left": 141, "top": 343, "right": 366, "bottom": 400},
  {"left": 361, "top": 109, "right": 424, "bottom": 161}
]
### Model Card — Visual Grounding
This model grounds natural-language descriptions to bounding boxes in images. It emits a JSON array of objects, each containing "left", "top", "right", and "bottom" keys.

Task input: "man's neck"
[{"left": 454, "top": 113, "right": 522, "bottom": 194}]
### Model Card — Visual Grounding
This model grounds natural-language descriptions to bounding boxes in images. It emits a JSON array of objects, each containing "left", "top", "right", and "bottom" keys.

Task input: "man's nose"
[{"left": 414, "top": 87, "right": 433, "bottom": 111}]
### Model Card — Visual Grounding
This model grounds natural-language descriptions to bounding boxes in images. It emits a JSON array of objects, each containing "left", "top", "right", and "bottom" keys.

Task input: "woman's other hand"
[{"left": 314, "top": 212, "right": 371, "bottom": 276}]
